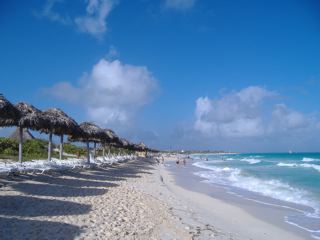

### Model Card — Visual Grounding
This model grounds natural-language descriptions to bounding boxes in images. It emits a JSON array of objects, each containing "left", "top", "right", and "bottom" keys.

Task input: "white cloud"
[
  {"left": 48, "top": 59, "right": 158, "bottom": 125},
  {"left": 165, "top": 0, "right": 196, "bottom": 10},
  {"left": 194, "top": 86, "right": 275, "bottom": 137},
  {"left": 270, "top": 104, "right": 307, "bottom": 131},
  {"left": 194, "top": 86, "right": 320, "bottom": 139},
  {"left": 38, "top": 0, "right": 72, "bottom": 25},
  {"left": 39, "top": 0, "right": 117, "bottom": 38},
  {"left": 75, "top": 0, "right": 116, "bottom": 38}
]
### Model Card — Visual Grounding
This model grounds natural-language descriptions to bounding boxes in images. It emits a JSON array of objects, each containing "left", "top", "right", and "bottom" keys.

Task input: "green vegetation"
[
  {"left": 63, "top": 143, "right": 86, "bottom": 156},
  {"left": 0, "top": 137, "right": 85, "bottom": 161},
  {"left": 0, "top": 137, "right": 134, "bottom": 161},
  {"left": 0, "top": 138, "right": 18, "bottom": 156},
  {"left": 23, "top": 139, "right": 51, "bottom": 159},
  {"left": 0, "top": 137, "right": 55, "bottom": 160}
]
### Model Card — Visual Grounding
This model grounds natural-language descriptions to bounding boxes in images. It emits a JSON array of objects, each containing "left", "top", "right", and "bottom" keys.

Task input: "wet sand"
[{"left": 160, "top": 156, "right": 312, "bottom": 240}]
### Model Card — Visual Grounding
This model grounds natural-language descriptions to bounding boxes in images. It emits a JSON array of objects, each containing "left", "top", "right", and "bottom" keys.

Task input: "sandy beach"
[
  {"left": 0, "top": 157, "right": 195, "bottom": 240},
  {"left": 0, "top": 155, "right": 311, "bottom": 239}
]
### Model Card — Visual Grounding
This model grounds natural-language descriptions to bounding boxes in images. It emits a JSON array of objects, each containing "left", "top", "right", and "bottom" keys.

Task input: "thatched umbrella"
[
  {"left": 119, "top": 138, "right": 128, "bottom": 155},
  {"left": 69, "top": 122, "right": 105, "bottom": 163},
  {"left": 40, "top": 108, "right": 81, "bottom": 161},
  {"left": 101, "top": 128, "right": 121, "bottom": 157},
  {"left": 0, "top": 94, "right": 21, "bottom": 127},
  {"left": 118, "top": 138, "right": 137, "bottom": 155},
  {"left": 15, "top": 102, "right": 43, "bottom": 163}
]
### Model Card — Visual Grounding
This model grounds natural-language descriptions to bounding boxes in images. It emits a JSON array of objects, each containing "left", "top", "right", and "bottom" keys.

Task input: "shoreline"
[{"left": 159, "top": 155, "right": 312, "bottom": 240}]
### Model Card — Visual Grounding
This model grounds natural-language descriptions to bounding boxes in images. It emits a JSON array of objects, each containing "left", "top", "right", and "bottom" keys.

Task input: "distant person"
[
  {"left": 183, "top": 159, "right": 186, "bottom": 165},
  {"left": 176, "top": 159, "right": 179, "bottom": 165}
]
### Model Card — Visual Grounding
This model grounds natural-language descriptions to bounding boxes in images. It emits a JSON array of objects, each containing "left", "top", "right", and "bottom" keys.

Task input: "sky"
[{"left": 1, "top": 0, "right": 320, "bottom": 152}]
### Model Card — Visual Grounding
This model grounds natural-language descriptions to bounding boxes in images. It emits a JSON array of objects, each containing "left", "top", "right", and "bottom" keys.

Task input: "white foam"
[
  {"left": 303, "top": 157, "right": 320, "bottom": 162},
  {"left": 277, "top": 162, "right": 297, "bottom": 167},
  {"left": 285, "top": 216, "right": 320, "bottom": 236},
  {"left": 277, "top": 162, "right": 320, "bottom": 173},
  {"left": 193, "top": 161, "right": 320, "bottom": 216},
  {"left": 240, "top": 158, "right": 261, "bottom": 164}
]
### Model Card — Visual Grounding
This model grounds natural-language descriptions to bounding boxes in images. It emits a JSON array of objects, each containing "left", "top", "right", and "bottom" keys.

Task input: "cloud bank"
[
  {"left": 48, "top": 59, "right": 158, "bottom": 125},
  {"left": 194, "top": 86, "right": 320, "bottom": 140}
]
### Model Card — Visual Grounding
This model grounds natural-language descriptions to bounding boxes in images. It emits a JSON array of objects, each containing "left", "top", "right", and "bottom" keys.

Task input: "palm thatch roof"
[
  {"left": 69, "top": 122, "right": 106, "bottom": 142},
  {"left": 0, "top": 94, "right": 21, "bottom": 126},
  {"left": 102, "top": 128, "right": 121, "bottom": 144},
  {"left": 10, "top": 127, "right": 35, "bottom": 142},
  {"left": 120, "top": 138, "right": 130, "bottom": 148},
  {"left": 16, "top": 102, "right": 41, "bottom": 115},
  {"left": 15, "top": 102, "right": 44, "bottom": 130},
  {"left": 115, "top": 138, "right": 136, "bottom": 150},
  {"left": 40, "top": 108, "right": 81, "bottom": 136}
]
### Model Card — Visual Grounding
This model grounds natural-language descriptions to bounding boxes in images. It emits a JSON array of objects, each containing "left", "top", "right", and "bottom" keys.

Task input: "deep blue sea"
[{"left": 191, "top": 152, "right": 320, "bottom": 239}]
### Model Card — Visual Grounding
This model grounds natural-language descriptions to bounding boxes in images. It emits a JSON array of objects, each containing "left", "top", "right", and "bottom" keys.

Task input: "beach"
[
  {"left": 161, "top": 155, "right": 314, "bottom": 240},
  {"left": 0, "top": 157, "right": 199, "bottom": 239},
  {"left": 0, "top": 155, "right": 313, "bottom": 239}
]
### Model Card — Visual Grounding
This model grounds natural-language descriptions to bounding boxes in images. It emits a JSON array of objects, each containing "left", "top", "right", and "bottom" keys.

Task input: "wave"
[
  {"left": 302, "top": 157, "right": 320, "bottom": 162},
  {"left": 193, "top": 162, "right": 320, "bottom": 216},
  {"left": 240, "top": 158, "right": 261, "bottom": 164},
  {"left": 277, "top": 162, "right": 320, "bottom": 173},
  {"left": 285, "top": 216, "right": 320, "bottom": 239}
]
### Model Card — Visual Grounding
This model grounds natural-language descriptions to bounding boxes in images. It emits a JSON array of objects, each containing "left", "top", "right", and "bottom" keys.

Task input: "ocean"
[{"left": 191, "top": 152, "right": 320, "bottom": 239}]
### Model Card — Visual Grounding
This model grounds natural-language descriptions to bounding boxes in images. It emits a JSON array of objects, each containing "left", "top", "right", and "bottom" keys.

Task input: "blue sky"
[{"left": 1, "top": 0, "right": 320, "bottom": 152}]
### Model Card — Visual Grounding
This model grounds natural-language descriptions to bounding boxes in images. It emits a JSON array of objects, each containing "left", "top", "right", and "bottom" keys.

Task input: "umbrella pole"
[
  {"left": 18, "top": 127, "right": 23, "bottom": 164},
  {"left": 93, "top": 142, "right": 96, "bottom": 159},
  {"left": 86, "top": 141, "right": 90, "bottom": 164},
  {"left": 102, "top": 143, "right": 105, "bottom": 158},
  {"left": 48, "top": 132, "right": 52, "bottom": 161},
  {"left": 59, "top": 134, "right": 63, "bottom": 160}
]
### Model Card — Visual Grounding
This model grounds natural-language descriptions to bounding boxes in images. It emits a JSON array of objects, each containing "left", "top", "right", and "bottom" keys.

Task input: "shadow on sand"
[
  {"left": 0, "top": 157, "right": 156, "bottom": 240},
  {"left": 0, "top": 195, "right": 91, "bottom": 217},
  {"left": 0, "top": 217, "right": 83, "bottom": 240}
]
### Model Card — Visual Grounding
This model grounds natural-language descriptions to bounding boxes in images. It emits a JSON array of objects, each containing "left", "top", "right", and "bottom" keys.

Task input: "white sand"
[
  {"left": 0, "top": 155, "right": 307, "bottom": 239},
  {"left": 0, "top": 157, "right": 193, "bottom": 239}
]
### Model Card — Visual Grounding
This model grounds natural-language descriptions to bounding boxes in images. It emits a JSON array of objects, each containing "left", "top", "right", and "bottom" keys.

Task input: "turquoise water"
[{"left": 191, "top": 153, "right": 320, "bottom": 239}]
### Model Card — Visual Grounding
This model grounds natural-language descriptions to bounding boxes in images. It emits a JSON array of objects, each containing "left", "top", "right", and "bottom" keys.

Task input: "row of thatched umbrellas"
[{"left": 0, "top": 94, "right": 152, "bottom": 164}]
